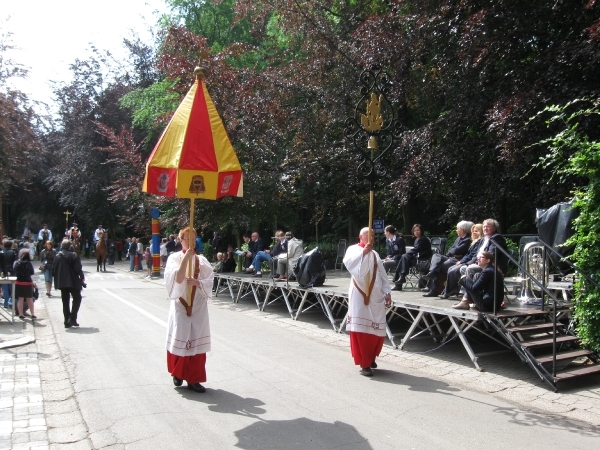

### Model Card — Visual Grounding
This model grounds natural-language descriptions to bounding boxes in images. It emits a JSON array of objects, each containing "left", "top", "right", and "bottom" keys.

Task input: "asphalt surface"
[{"left": 3, "top": 258, "right": 600, "bottom": 449}]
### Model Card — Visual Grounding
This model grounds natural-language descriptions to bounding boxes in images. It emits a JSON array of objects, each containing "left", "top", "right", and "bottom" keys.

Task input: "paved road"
[{"left": 34, "top": 260, "right": 600, "bottom": 449}]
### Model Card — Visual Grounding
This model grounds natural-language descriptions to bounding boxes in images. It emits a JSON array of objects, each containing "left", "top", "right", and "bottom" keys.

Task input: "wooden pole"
[{"left": 187, "top": 198, "right": 195, "bottom": 307}]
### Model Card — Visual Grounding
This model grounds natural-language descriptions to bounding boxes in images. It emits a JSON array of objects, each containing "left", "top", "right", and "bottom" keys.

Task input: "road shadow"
[
  {"left": 175, "top": 388, "right": 266, "bottom": 418},
  {"left": 373, "top": 370, "right": 599, "bottom": 436},
  {"left": 234, "top": 417, "right": 372, "bottom": 450},
  {"left": 65, "top": 327, "right": 100, "bottom": 334},
  {"left": 370, "top": 369, "right": 461, "bottom": 393}
]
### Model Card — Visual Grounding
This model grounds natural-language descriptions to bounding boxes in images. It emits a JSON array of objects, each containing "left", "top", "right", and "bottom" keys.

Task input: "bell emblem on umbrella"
[{"left": 189, "top": 175, "right": 206, "bottom": 194}]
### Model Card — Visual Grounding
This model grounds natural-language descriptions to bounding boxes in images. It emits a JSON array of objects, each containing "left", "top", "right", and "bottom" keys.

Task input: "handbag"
[
  {"left": 33, "top": 286, "right": 39, "bottom": 300},
  {"left": 39, "top": 263, "right": 46, "bottom": 272}
]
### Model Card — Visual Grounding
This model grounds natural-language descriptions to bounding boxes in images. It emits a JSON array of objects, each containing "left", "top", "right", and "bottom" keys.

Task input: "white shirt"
[{"left": 38, "top": 228, "right": 53, "bottom": 241}]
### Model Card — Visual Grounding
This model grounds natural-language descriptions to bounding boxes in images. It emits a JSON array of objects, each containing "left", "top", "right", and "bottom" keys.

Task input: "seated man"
[
  {"left": 391, "top": 224, "right": 432, "bottom": 291},
  {"left": 442, "top": 219, "right": 508, "bottom": 299},
  {"left": 453, "top": 251, "right": 504, "bottom": 311},
  {"left": 274, "top": 232, "right": 304, "bottom": 281},
  {"left": 382, "top": 225, "right": 406, "bottom": 273},
  {"left": 422, "top": 220, "right": 473, "bottom": 297},
  {"left": 246, "top": 231, "right": 284, "bottom": 277}
]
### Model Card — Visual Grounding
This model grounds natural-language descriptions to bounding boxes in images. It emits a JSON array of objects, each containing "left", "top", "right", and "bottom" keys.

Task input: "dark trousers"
[
  {"left": 426, "top": 255, "right": 459, "bottom": 293},
  {"left": 393, "top": 254, "right": 416, "bottom": 283},
  {"left": 60, "top": 288, "right": 82, "bottom": 323}
]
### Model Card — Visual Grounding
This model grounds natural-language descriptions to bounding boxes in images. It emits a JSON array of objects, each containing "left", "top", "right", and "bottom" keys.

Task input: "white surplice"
[
  {"left": 164, "top": 251, "right": 214, "bottom": 356},
  {"left": 343, "top": 244, "right": 391, "bottom": 337}
]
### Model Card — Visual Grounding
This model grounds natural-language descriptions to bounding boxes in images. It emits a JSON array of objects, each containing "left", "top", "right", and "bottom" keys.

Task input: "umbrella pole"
[{"left": 187, "top": 198, "right": 196, "bottom": 308}]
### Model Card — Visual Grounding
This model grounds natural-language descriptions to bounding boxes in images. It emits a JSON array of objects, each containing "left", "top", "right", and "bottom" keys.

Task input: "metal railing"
[{"left": 492, "top": 237, "right": 595, "bottom": 378}]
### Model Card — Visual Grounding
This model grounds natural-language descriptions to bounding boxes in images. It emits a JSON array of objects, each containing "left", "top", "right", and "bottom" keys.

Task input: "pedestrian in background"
[
  {"left": 53, "top": 240, "right": 85, "bottom": 328},
  {"left": 39, "top": 240, "right": 56, "bottom": 297},
  {"left": 14, "top": 249, "right": 36, "bottom": 320},
  {"left": 1, "top": 240, "right": 17, "bottom": 308}
]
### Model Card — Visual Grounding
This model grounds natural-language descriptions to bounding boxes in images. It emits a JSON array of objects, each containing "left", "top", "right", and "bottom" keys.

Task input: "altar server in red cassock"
[
  {"left": 164, "top": 226, "right": 214, "bottom": 393},
  {"left": 343, "top": 227, "right": 392, "bottom": 377}
]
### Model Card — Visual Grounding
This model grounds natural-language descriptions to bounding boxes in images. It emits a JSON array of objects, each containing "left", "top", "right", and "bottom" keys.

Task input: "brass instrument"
[{"left": 517, "top": 242, "right": 550, "bottom": 302}]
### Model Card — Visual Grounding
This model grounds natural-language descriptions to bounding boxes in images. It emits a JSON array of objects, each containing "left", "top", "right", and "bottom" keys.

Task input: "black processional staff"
[{"left": 344, "top": 64, "right": 403, "bottom": 302}]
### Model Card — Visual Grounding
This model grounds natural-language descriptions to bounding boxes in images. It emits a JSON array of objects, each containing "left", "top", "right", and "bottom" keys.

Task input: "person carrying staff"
[
  {"left": 343, "top": 227, "right": 392, "bottom": 377},
  {"left": 164, "top": 226, "right": 214, "bottom": 393}
]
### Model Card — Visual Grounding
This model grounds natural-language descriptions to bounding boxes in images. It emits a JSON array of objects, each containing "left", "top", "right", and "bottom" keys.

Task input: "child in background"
[{"left": 144, "top": 247, "right": 153, "bottom": 277}]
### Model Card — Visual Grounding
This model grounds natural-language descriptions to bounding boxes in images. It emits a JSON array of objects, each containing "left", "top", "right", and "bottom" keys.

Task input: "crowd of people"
[{"left": 2, "top": 217, "right": 509, "bottom": 389}]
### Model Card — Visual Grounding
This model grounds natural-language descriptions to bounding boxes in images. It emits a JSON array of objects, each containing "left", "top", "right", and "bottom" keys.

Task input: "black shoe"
[
  {"left": 421, "top": 288, "right": 429, "bottom": 292},
  {"left": 391, "top": 285, "right": 403, "bottom": 291},
  {"left": 422, "top": 271, "right": 437, "bottom": 281},
  {"left": 187, "top": 383, "right": 206, "bottom": 393},
  {"left": 359, "top": 367, "right": 373, "bottom": 377},
  {"left": 370, "top": 361, "right": 378, "bottom": 369},
  {"left": 67, "top": 318, "right": 79, "bottom": 327},
  {"left": 439, "top": 293, "right": 450, "bottom": 299},
  {"left": 422, "top": 291, "right": 438, "bottom": 297},
  {"left": 173, "top": 376, "right": 183, "bottom": 387},
  {"left": 64, "top": 321, "right": 72, "bottom": 328}
]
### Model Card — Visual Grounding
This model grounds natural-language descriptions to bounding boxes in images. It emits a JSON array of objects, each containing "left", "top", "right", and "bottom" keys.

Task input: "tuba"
[{"left": 517, "top": 242, "right": 550, "bottom": 302}]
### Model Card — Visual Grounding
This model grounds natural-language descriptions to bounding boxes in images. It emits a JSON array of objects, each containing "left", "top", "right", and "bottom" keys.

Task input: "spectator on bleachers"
[
  {"left": 391, "top": 224, "right": 432, "bottom": 291},
  {"left": 212, "top": 251, "right": 237, "bottom": 292},
  {"left": 422, "top": 220, "right": 473, "bottom": 297},
  {"left": 453, "top": 251, "right": 504, "bottom": 311},
  {"left": 246, "top": 230, "right": 286, "bottom": 278},
  {"left": 382, "top": 225, "right": 406, "bottom": 273},
  {"left": 440, "top": 223, "right": 483, "bottom": 299},
  {"left": 274, "top": 231, "right": 303, "bottom": 282}
]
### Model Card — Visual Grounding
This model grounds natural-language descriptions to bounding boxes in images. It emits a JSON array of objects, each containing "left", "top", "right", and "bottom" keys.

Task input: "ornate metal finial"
[
  {"left": 194, "top": 49, "right": 210, "bottom": 80},
  {"left": 344, "top": 65, "right": 403, "bottom": 187}
]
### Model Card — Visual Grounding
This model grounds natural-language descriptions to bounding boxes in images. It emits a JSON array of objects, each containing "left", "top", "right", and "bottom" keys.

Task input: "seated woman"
[
  {"left": 391, "top": 224, "right": 432, "bottom": 291},
  {"left": 213, "top": 251, "right": 237, "bottom": 291},
  {"left": 440, "top": 223, "right": 483, "bottom": 299},
  {"left": 422, "top": 220, "right": 473, "bottom": 297},
  {"left": 453, "top": 251, "right": 504, "bottom": 311}
]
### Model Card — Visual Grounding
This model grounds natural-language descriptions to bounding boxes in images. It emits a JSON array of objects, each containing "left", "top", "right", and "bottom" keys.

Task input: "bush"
[{"left": 532, "top": 99, "right": 600, "bottom": 352}]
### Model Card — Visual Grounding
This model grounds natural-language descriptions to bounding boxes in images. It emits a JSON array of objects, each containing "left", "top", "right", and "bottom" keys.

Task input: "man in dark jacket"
[
  {"left": 53, "top": 240, "right": 86, "bottom": 328},
  {"left": 1, "top": 241, "right": 17, "bottom": 308},
  {"left": 422, "top": 221, "right": 473, "bottom": 297},
  {"left": 454, "top": 251, "right": 504, "bottom": 311}
]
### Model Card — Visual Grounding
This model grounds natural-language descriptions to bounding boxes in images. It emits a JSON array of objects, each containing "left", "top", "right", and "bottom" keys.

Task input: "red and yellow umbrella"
[
  {"left": 143, "top": 67, "right": 243, "bottom": 201},
  {"left": 143, "top": 67, "right": 243, "bottom": 310}
]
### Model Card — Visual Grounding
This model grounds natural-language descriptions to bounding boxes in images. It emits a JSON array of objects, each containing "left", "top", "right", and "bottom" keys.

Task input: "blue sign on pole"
[{"left": 373, "top": 219, "right": 385, "bottom": 233}]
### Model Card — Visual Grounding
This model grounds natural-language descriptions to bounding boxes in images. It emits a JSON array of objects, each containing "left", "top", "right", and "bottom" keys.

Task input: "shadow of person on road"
[
  {"left": 176, "top": 388, "right": 267, "bottom": 418},
  {"left": 369, "top": 369, "right": 461, "bottom": 393},
  {"left": 233, "top": 417, "right": 373, "bottom": 450},
  {"left": 66, "top": 327, "right": 100, "bottom": 334}
]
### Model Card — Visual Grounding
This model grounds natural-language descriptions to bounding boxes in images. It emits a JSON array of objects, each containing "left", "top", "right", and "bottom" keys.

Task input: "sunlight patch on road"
[{"left": 102, "top": 289, "right": 167, "bottom": 328}]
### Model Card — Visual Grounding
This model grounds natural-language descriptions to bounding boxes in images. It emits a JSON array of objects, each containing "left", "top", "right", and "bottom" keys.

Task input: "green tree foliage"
[{"left": 530, "top": 98, "right": 600, "bottom": 351}]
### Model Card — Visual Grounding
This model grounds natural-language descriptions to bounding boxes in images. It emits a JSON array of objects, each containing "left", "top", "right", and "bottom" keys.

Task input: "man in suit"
[
  {"left": 382, "top": 225, "right": 406, "bottom": 273},
  {"left": 421, "top": 221, "right": 473, "bottom": 297},
  {"left": 244, "top": 232, "right": 266, "bottom": 274}
]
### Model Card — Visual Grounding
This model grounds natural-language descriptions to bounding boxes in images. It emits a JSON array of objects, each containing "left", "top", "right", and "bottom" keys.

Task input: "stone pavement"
[
  {"left": 0, "top": 308, "right": 48, "bottom": 450},
  {"left": 1, "top": 259, "right": 600, "bottom": 449}
]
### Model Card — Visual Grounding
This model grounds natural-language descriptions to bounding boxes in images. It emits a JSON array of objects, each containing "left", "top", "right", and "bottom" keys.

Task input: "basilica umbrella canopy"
[
  {"left": 143, "top": 67, "right": 243, "bottom": 201},
  {"left": 142, "top": 65, "right": 243, "bottom": 304}
]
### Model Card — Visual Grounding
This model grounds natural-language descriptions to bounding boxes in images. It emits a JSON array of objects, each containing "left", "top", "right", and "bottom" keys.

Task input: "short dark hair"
[
  {"left": 61, "top": 240, "right": 71, "bottom": 250},
  {"left": 3, "top": 241, "right": 13, "bottom": 249},
  {"left": 385, "top": 225, "right": 396, "bottom": 234}
]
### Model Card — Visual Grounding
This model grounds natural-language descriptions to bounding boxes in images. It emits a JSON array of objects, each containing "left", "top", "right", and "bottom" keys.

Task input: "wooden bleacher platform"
[{"left": 214, "top": 269, "right": 600, "bottom": 391}]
